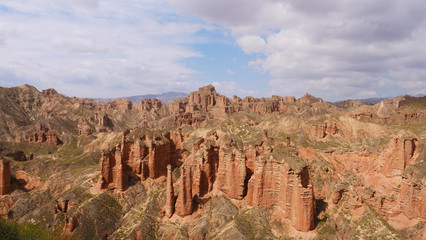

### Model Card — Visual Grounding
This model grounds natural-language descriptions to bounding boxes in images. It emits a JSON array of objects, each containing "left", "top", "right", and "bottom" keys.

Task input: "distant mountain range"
[
  {"left": 90, "top": 92, "right": 188, "bottom": 104},
  {"left": 352, "top": 97, "right": 391, "bottom": 104},
  {"left": 353, "top": 94, "right": 425, "bottom": 104}
]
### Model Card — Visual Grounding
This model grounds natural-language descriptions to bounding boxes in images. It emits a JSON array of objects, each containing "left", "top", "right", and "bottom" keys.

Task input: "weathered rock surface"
[
  {"left": 400, "top": 162, "right": 426, "bottom": 219},
  {"left": 381, "top": 133, "right": 418, "bottom": 177},
  {"left": 0, "top": 158, "right": 10, "bottom": 195},
  {"left": 311, "top": 122, "right": 338, "bottom": 139},
  {"left": 100, "top": 129, "right": 171, "bottom": 190},
  {"left": 24, "top": 123, "right": 60, "bottom": 145},
  {"left": 165, "top": 165, "right": 175, "bottom": 218},
  {"left": 175, "top": 164, "right": 193, "bottom": 217},
  {"left": 246, "top": 153, "right": 315, "bottom": 232}
]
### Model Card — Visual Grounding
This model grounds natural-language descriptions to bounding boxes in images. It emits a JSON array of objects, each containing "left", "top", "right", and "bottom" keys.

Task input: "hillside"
[{"left": 0, "top": 84, "right": 425, "bottom": 240}]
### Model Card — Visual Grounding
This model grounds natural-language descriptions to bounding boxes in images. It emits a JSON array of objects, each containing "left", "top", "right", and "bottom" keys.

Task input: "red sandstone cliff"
[
  {"left": 100, "top": 129, "right": 171, "bottom": 190},
  {"left": 380, "top": 133, "right": 418, "bottom": 177}
]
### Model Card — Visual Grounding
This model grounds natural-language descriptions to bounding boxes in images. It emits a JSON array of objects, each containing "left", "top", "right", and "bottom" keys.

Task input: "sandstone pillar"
[
  {"left": 116, "top": 163, "right": 126, "bottom": 191},
  {"left": 166, "top": 165, "right": 175, "bottom": 218},
  {"left": 100, "top": 151, "right": 112, "bottom": 187},
  {"left": 0, "top": 158, "right": 11, "bottom": 195},
  {"left": 291, "top": 185, "right": 315, "bottom": 232},
  {"left": 175, "top": 165, "right": 193, "bottom": 217}
]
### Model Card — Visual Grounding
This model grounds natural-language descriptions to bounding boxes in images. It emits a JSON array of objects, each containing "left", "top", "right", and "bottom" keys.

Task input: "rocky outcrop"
[
  {"left": 173, "top": 112, "right": 207, "bottom": 127},
  {"left": 0, "top": 158, "right": 10, "bottom": 195},
  {"left": 189, "top": 139, "right": 219, "bottom": 197},
  {"left": 100, "top": 129, "right": 171, "bottom": 190},
  {"left": 165, "top": 165, "right": 175, "bottom": 218},
  {"left": 297, "top": 93, "right": 324, "bottom": 104},
  {"left": 400, "top": 163, "right": 425, "bottom": 219},
  {"left": 334, "top": 99, "right": 369, "bottom": 108},
  {"left": 42, "top": 88, "right": 65, "bottom": 98},
  {"left": 24, "top": 123, "right": 60, "bottom": 145},
  {"left": 169, "top": 85, "right": 227, "bottom": 115},
  {"left": 103, "top": 98, "right": 133, "bottom": 112},
  {"left": 138, "top": 98, "right": 164, "bottom": 112},
  {"left": 311, "top": 122, "right": 338, "bottom": 139},
  {"left": 175, "top": 165, "right": 193, "bottom": 217},
  {"left": 246, "top": 153, "right": 315, "bottom": 232},
  {"left": 241, "top": 96, "right": 294, "bottom": 114},
  {"left": 217, "top": 148, "right": 246, "bottom": 200},
  {"left": 381, "top": 134, "right": 417, "bottom": 177},
  {"left": 168, "top": 85, "right": 300, "bottom": 118}
]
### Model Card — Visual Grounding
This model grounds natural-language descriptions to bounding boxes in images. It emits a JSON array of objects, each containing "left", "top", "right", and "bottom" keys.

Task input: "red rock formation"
[
  {"left": 335, "top": 100, "right": 369, "bottom": 108},
  {"left": 169, "top": 98, "right": 188, "bottom": 115},
  {"left": 247, "top": 156, "right": 281, "bottom": 207},
  {"left": 104, "top": 98, "right": 133, "bottom": 111},
  {"left": 24, "top": 123, "right": 60, "bottom": 145},
  {"left": 15, "top": 170, "right": 48, "bottom": 191},
  {"left": 381, "top": 135, "right": 417, "bottom": 177},
  {"left": 400, "top": 165, "right": 425, "bottom": 219},
  {"left": 246, "top": 153, "right": 315, "bottom": 232},
  {"left": 165, "top": 165, "right": 175, "bottom": 218},
  {"left": 175, "top": 165, "right": 193, "bottom": 217},
  {"left": 217, "top": 148, "right": 246, "bottom": 200},
  {"left": 98, "top": 113, "right": 111, "bottom": 129},
  {"left": 311, "top": 122, "right": 338, "bottom": 139},
  {"left": 138, "top": 98, "right": 163, "bottom": 111},
  {"left": 0, "top": 158, "right": 10, "bottom": 195},
  {"left": 169, "top": 85, "right": 296, "bottom": 117},
  {"left": 173, "top": 112, "right": 207, "bottom": 127},
  {"left": 42, "top": 88, "right": 64, "bottom": 98},
  {"left": 189, "top": 140, "right": 219, "bottom": 197},
  {"left": 297, "top": 93, "right": 324, "bottom": 104},
  {"left": 100, "top": 130, "right": 171, "bottom": 190},
  {"left": 291, "top": 183, "right": 315, "bottom": 232}
]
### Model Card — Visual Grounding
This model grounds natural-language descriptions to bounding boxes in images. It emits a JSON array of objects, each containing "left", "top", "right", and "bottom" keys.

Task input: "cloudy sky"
[{"left": 1, "top": 0, "right": 425, "bottom": 101}]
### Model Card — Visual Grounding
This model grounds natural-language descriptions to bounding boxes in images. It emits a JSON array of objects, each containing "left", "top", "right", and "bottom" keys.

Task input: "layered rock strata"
[
  {"left": 100, "top": 130, "right": 171, "bottom": 190},
  {"left": 246, "top": 154, "right": 315, "bottom": 232},
  {"left": 175, "top": 165, "right": 193, "bottom": 217},
  {"left": 381, "top": 135, "right": 417, "bottom": 177}
]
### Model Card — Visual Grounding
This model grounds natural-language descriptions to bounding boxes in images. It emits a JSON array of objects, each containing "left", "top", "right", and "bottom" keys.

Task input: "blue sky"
[{"left": 0, "top": 0, "right": 425, "bottom": 101}]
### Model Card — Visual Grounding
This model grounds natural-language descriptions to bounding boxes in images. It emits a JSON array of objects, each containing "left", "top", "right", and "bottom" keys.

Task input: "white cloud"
[
  {"left": 236, "top": 35, "right": 266, "bottom": 54},
  {"left": 226, "top": 69, "right": 235, "bottom": 75},
  {"left": 0, "top": 0, "right": 211, "bottom": 97},
  {"left": 212, "top": 81, "right": 256, "bottom": 97},
  {"left": 169, "top": 0, "right": 426, "bottom": 100}
]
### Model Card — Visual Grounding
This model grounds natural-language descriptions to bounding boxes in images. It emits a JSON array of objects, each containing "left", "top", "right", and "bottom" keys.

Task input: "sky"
[{"left": 0, "top": 0, "right": 425, "bottom": 101}]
